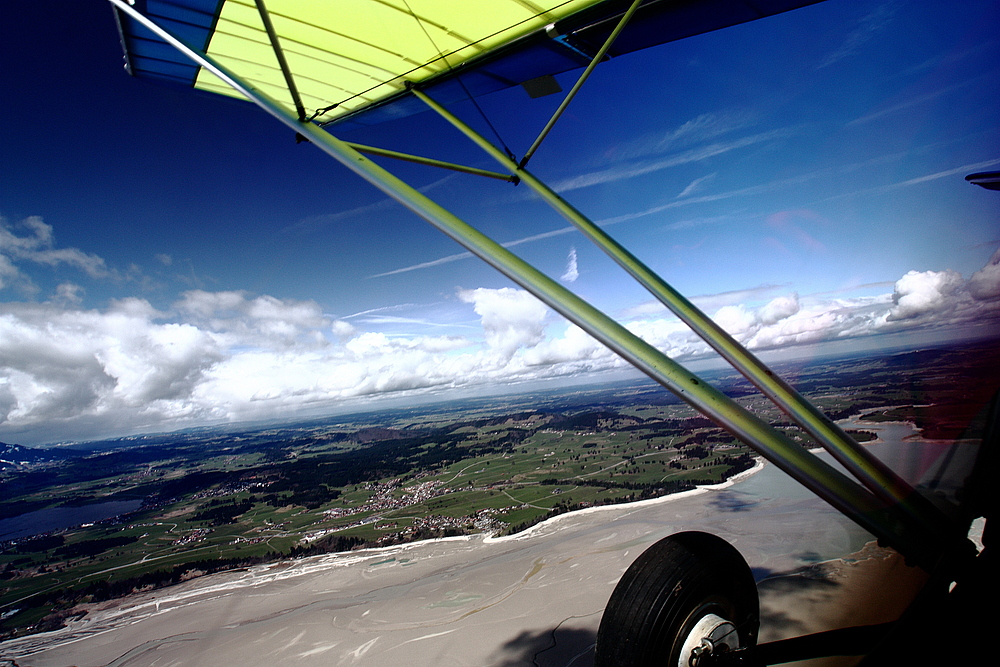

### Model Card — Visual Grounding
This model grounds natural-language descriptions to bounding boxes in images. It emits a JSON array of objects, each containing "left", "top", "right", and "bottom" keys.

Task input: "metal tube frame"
[
  {"left": 254, "top": 0, "right": 306, "bottom": 121},
  {"left": 412, "top": 89, "right": 954, "bottom": 542},
  {"left": 520, "top": 0, "right": 645, "bottom": 168},
  {"left": 345, "top": 142, "right": 518, "bottom": 183},
  {"left": 107, "top": 0, "right": 948, "bottom": 564}
]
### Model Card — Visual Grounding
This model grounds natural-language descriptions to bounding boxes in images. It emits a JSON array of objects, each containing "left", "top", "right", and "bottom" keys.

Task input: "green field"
[
  {"left": 3, "top": 339, "right": 997, "bottom": 639},
  {"left": 1, "top": 401, "right": 755, "bottom": 637}
]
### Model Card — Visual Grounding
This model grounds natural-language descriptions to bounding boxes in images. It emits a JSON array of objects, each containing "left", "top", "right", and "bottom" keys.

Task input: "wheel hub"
[{"left": 677, "top": 613, "right": 740, "bottom": 667}]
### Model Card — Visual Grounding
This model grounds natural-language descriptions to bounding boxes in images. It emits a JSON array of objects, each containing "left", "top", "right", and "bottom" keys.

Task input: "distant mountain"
[{"left": 0, "top": 442, "right": 76, "bottom": 469}]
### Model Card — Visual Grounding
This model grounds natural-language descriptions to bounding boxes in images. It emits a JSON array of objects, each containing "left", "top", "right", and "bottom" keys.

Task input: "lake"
[{"left": 0, "top": 500, "right": 144, "bottom": 542}]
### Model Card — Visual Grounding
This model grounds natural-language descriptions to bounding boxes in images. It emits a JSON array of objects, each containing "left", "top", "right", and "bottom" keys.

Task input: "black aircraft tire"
[{"left": 594, "top": 531, "right": 759, "bottom": 667}]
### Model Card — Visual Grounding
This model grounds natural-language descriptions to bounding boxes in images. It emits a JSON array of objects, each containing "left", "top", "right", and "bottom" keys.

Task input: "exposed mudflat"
[{"left": 4, "top": 420, "right": 947, "bottom": 667}]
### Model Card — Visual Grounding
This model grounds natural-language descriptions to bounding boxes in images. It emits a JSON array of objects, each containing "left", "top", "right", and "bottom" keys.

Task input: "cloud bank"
[
  {"left": 1, "top": 217, "right": 109, "bottom": 292},
  {"left": 2, "top": 248, "right": 998, "bottom": 445}
]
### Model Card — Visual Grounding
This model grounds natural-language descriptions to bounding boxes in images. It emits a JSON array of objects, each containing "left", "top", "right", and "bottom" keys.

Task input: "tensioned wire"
[
  {"left": 198, "top": 0, "right": 588, "bottom": 124},
  {"left": 400, "top": 0, "right": 517, "bottom": 159}
]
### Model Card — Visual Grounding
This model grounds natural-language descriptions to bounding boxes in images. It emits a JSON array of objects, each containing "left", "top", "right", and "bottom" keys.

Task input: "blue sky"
[{"left": 1, "top": 0, "right": 998, "bottom": 445}]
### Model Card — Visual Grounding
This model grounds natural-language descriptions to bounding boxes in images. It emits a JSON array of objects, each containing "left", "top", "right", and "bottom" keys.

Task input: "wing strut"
[
  {"left": 254, "top": 0, "right": 306, "bottom": 122},
  {"left": 411, "top": 86, "right": 955, "bottom": 542},
  {"left": 520, "top": 0, "right": 645, "bottom": 168},
  {"left": 346, "top": 142, "right": 519, "bottom": 183},
  {"left": 107, "top": 0, "right": 966, "bottom": 567}
]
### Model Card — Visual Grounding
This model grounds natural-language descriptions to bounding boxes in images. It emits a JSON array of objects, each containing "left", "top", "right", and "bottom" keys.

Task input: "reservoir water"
[{"left": 0, "top": 500, "right": 144, "bottom": 542}]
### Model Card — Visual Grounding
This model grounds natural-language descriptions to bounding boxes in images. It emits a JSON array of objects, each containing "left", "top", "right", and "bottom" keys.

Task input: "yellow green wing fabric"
[
  {"left": 192, "top": 1, "right": 596, "bottom": 123},
  {"left": 115, "top": 1, "right": 825, "bottom": 129}
]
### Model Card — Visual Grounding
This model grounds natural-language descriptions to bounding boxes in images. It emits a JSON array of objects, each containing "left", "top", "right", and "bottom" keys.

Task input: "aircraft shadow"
[
  {"left": 706, "top": 490, "right": 761, "bottom": 512},
  {"left": 491, "top": 625, "right": 597, "bottom": 667},
  {"left": 489, "top": 565, "right": 849, "bottom": 665},
  {"left": 756, "top": 568, "right": 841, "bottom": 639}
]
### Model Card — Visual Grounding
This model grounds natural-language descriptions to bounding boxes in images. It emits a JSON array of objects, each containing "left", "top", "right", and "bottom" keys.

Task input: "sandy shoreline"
[
  {"left": 4, "top": 416, "right": 955, "bottom": 667},
  {"left": 2, "top": 451, "right": 932, "bottom": 667},
  {"left": 485, "top": 456, "right": 769, "bottom": 544}
]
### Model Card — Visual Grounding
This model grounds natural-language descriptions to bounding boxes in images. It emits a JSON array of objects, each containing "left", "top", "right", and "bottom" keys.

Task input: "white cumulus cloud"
[
  {"left": 561, "top": 247, "right": 579, "bottom": 282},
  {"left": 175, "top": 290, "right": 330, "bottom": 348},
  {"left": 967, "top": 248, "right": 1000, "bottom": 301},
  {"left": 458, "top": 287, "right": 549, "bottom": 360},
  {"left": 2, "top": 249, "right": 999, "bottom": 445},
  {"left": 887, "top": 269, "right": 964, "bottom": 321},
  {"left": 0, "top": 300, "right": 221, "bottom": 436}
]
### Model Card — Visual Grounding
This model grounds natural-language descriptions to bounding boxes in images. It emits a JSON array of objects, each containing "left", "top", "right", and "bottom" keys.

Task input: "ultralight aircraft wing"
[{"left": 114, "top": 0, "right": 824, "bottom": 130}]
